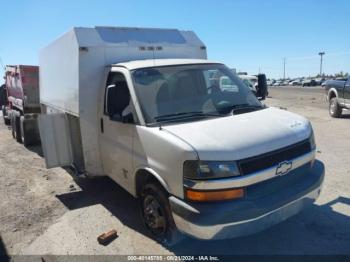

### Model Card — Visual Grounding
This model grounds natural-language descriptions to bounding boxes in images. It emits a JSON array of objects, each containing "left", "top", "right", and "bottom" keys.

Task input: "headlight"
[
  {"left": 309, "top": 128, "right": 316, "bottom": 150},
  {"left": 184, "top": 160, "right": 240, "bottom": 180}
]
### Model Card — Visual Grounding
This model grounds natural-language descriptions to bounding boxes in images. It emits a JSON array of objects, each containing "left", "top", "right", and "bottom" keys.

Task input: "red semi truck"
[{"left": 2, "top": 65, "right": 41, "bottom": 146}]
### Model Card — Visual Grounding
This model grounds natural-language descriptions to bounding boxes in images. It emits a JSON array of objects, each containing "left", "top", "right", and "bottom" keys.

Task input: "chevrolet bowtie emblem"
[{"left": 276, "top": 161, "right": 292, "bottom": 176}]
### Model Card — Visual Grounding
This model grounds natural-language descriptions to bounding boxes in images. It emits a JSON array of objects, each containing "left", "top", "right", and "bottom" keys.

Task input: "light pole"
[
  {"left": 283, "top": 57, "right": 286, "bottom": 80},
  {"left": 318, "top": 52, "right": 325, "bottom": 76}
]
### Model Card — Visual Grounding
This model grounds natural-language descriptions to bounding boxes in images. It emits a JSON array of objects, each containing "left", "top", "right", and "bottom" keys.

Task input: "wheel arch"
[
  {"left": 328, "top": 88, "right": 338, "bottom": 101},
  {"left": 134, "top": 167, "right": 171, "bottom": 198}
]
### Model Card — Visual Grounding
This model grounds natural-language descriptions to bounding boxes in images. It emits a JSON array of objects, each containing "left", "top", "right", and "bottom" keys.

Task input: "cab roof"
[{"left": 112, "top": 59, "right": 221, "bottom": 70}]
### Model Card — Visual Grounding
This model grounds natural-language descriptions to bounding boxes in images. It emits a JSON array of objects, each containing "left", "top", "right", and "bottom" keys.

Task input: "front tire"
[
  {"left": 329, "top": 97, "right": 342, "bottom": 118},
  {"left": 140, "top": 182, "right": 182, "bottom": 246}
]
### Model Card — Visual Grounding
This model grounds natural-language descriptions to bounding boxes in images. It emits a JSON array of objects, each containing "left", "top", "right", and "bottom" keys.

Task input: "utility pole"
[
  {"left": 318, "top": 52, "right": 325, "bottom": 76},
  {"left": 283, "top": 58, "right": 286, "bottom": 80}
]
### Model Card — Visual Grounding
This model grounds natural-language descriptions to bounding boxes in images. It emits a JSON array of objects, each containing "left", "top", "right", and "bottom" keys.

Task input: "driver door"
[
  {"left": 344, "top": 78, "right": 350, "bottom": 107},
  {"left": 99, "top": 71, "right": 136, "bottom": 191}
]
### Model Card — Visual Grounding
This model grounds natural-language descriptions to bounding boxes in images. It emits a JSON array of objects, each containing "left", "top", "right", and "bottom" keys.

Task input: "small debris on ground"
[
  {"left": 69, "top": 184, "right": 76, "bottom": 192},
  {"left": 97, "top": 229, "right": 118, "bottom": 246}
]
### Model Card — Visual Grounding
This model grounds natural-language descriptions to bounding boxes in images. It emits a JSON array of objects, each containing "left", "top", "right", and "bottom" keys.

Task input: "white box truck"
[{"left": 39, "top": 27, "right": 324, "bottom": 245}]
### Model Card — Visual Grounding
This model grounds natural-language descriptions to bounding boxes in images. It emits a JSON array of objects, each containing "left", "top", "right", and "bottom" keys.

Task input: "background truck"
[
  {"left": 238, "top": 74, "right": 268, "bottom": 99},
  {"left": 38, "top": 27, "right": 324, "bottom": 245},
  {"left": 0, "top": 84, "right": 7, "bottom": 110},
  {"left": 2, "top": 65, "right": 41, "bottom": 146},
  {"left": 325, "top": 77, "right": 350, "bottom": 117}
]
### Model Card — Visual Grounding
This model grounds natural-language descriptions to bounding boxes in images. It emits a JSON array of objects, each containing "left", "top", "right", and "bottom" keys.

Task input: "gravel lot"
[{"left": 0, "top": 86, "right": 349, "bottom": 256}]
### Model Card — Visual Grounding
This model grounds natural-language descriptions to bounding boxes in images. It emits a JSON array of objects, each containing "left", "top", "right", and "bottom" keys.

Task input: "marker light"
[{"left": 185, "top": 188, "right": 245, "bottom": 202}]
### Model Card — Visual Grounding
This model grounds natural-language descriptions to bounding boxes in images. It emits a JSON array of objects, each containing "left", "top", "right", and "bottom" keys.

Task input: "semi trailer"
[
  {"left": 38, "top": 27, "right": 324, "bottom": 245},
  {"left": 2, "top": 65, "right": 41, "bottom": 146}
]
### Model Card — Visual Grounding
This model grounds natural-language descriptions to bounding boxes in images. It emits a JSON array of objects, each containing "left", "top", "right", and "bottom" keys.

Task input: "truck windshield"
[{"left": 131, "top": 64, "right": 262, "bottom": 124}]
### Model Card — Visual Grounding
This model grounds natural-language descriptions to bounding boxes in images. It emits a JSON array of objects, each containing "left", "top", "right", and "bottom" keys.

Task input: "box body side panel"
[{"left": 39, "top": 30, "right": 79, "bottom": 115}]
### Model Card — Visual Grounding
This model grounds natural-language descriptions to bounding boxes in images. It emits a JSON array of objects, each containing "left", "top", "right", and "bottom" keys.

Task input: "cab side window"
[
  {"left": 346, "top": 78, "right": 350, "bottom": 86},
  {"left": 104, "top": 72, "right": 138, "bottom": 124}
]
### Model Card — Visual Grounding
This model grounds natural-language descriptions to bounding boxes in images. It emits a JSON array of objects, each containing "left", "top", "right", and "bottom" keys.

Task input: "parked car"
[
  {"left": 219, "top": 76, "right": 239, "bottom": 92},
  {"left": 273, "top": 81, "right": 282, "bottom": 86},
  {"left": 314, "top": 78, "right": 324, "bottom": 86},
  {"left": 239, "top": 75, "right": 258, "bottom": 94},
  {"left": 279, "top": 80, "right": 289, "bottom": 86},
  {"left": 267, "top": 79, "right": 275, "bottom": 86},
  {"left": 289, "top": 79, "right": 302, "bottom": 86},
  {"left": 325, "top": 77, "right": 350, "bottom": 117},
  {"left": 302, "top": 79, "right": 317, "bottom": 87}
]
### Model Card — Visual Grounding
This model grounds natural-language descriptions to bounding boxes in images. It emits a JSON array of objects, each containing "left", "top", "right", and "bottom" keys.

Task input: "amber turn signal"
[{"left": 185, "top": 188, "right": 245, "bottom": 202}]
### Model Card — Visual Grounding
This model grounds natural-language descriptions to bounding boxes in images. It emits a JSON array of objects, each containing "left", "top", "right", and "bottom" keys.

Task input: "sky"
[{"left": 0, "top": 0, "right": 349, "bottom": 81}]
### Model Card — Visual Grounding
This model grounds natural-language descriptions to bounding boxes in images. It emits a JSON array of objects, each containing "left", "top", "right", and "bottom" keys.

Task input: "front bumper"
[{"left": 169, "top": 160, "right": 324, "bottom": 240}]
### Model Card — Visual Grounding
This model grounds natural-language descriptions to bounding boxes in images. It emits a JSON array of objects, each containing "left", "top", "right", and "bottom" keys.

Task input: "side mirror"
[
  {"left": 122, "top": 112, "right": 135, "bottom": 124},
  {"left": 256, "top": 74, "right": 268, "bottom": 100}
]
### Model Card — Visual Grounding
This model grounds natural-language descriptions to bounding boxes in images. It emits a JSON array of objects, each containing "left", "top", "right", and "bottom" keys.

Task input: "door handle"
[{"left": 100, "top": 118, "right": 104, "bottom": 133}]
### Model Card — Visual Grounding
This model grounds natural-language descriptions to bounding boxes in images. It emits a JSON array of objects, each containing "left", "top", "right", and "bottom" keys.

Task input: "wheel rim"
[
  {"left": 330, "top": 100, "right": 336, "bottom": 115},
  {"left": 143, "top": 195, "right": 167, "bottom": 237}
]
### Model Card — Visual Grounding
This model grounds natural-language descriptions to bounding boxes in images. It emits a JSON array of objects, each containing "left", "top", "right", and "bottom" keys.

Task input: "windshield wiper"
[
  {"left": 227, "top": 104, "right": 264, "bottom": 114},
  {"left": 154, "top": 111, "right": 222, "bottom": 122}
]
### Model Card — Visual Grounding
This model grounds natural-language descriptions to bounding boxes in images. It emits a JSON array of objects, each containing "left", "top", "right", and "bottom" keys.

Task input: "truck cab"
[
  {"left": 38, "top": 27, "right": 324, "bottom": 245},
  {"left": 100, "top": 59, "right": 324, "bottom": 243},
  {"left": 325, "top": 77, "right": 350, "bottom": 117}
]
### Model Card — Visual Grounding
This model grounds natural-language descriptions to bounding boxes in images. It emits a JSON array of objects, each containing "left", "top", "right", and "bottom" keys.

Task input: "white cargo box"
[{"left": 39, "top": 26, "right": 207, "bottom": 174}]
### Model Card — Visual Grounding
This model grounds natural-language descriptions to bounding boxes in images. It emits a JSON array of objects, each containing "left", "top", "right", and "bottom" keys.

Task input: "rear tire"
[
  {"left": 20, "top": 116, "right": 29, "bottom": 146},
  {"left": 4, "top": 117, "right": 10, "bottom": 125},
  {"left": 2, "top": 106, "right": 10, "bottom": 125},
  {"left": 329, "top": 97, "right": 342, "bottom": 118},
  {"left": 14, "top": 113, "right": 22, "bottom": 143},
  {"left": 10, "top": 112, "right": 16, "bottom": 139},
  {"left": 140, "top": 182, "right": 183, "bottom": 246}
]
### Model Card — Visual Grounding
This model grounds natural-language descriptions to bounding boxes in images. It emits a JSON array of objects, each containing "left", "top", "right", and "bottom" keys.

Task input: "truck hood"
[{"left": 162, "top": 107, "right": 312, "bottom": 161}]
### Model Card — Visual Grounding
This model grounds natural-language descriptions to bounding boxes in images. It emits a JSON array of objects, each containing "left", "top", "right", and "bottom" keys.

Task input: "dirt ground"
[{"left": 0, "top": 86, "right": 349, "bottom": 256}]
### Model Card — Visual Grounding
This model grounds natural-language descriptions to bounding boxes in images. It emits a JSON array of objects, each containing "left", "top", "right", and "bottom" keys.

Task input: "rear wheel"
[
  {"left": 11, "top": 112, "right": 22, "bottom": 143},
  {"left": 10, "top": 112, "right": 16, "bottom": 138},
  {"left": 2, "top": 106, "right": 10, "bottom": 125},
  {"left": 4, "top": 117, "right": 10, "bottom": 125},
  {"left": 140, "top": 182, "right": 183, "bottom": 246},
  {"left": 20, "top": 116, "right": 29, "bottom": 146},
  {"left": 329, "top": 97, "right": 342, "bottom": 118}
]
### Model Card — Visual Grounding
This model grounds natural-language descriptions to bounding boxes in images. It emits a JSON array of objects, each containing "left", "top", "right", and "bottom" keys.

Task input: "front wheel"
[
  {"left": 140, "top": 183, "right": 183, "bottom": 246},
  {"left": 329, "top": 97, "right": 342, "bottom": 118}
]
